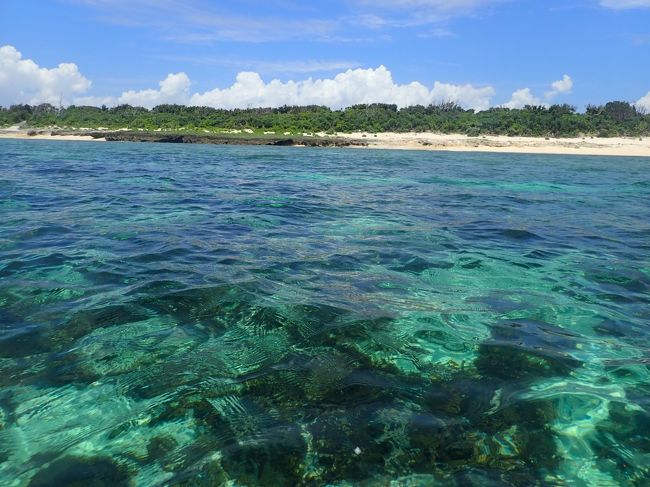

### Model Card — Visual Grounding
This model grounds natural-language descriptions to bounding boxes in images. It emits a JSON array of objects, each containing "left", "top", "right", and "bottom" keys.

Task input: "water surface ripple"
[{"left": 1, "top": 140, "right": 649, "bottom": 486}]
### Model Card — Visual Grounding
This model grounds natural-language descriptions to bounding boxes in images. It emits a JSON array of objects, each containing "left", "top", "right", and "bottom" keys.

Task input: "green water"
[{"left": 0, "top": 140, "right": 649, "bottom": 486}]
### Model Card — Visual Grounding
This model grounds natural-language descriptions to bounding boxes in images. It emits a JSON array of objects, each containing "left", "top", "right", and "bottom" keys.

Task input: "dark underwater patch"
[
  {"left": 27, "top": 456, "right": 132, "bottom": 487},
  {"left": 476, "top": 320, "right": 583, "bottom": 381}
]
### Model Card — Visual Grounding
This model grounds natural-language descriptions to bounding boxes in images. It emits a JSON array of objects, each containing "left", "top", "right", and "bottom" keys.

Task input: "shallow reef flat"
[{"left": 0, "top": 140, "right": 649, "bottom": 486}]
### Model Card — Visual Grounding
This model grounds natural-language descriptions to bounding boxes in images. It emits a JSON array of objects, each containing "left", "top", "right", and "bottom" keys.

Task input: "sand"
[
  {"left": 0, "top": 133, "right": 105, "bottom": 141},
  {"left": 0, "top": 128, "right": 105, "bottom": 142},
  {"left": 337, "top": 132, "right": 650, "bottom": 157}
]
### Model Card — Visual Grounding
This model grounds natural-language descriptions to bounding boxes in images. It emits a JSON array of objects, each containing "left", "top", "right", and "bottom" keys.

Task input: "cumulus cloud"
[
  {"left": 190, "top": 66, "right": 495, "bottom": 111},
  {"left": 74, "top": 73, "right": 191, "bottom": 108},
  {"left": 430, "top": 81, "right": 495, "bottom": 111},
  {"left": 71, "top": 67, "right": 494, "bottom": 111},
  {"left": 545, "top": 74, "right": 573, "bottom": 100},
  {"left": 637, "top": 91, "right": 650, "bottom": 112},
  {"left": 118, "top": 72, "right": 191, "bottom": 107},
  {"left": 502, "top": 88, "right": 541, "bottom": 109},
  {"left": 600, "top": 0, "right": 650, "bottom": 9},
  {"left": 503, "top": 74, "right": 573, "bottom": 109},
  {"left": 0, "top": 45, "right": 91, "bottom": 106}
]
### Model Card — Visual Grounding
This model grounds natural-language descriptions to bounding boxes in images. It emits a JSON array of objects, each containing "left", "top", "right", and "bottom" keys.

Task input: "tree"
[{"left": 603, "top": 101, "right": 638, "bottom": 123}]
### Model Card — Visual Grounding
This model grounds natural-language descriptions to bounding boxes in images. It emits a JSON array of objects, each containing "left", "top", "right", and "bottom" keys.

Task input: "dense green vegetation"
[{"left": 1, "top": 101, "right": 648, "bottom": 137}]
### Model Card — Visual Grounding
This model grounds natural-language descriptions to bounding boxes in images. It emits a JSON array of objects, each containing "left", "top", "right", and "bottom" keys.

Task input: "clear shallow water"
[{"left": 0, "top": 139, "right": 649, "bottom": 486}]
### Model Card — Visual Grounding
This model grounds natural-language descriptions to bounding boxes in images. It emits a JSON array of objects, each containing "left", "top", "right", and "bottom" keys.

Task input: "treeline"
[{"left": 1, "top": 101, "right": 649, "bottom": 137}]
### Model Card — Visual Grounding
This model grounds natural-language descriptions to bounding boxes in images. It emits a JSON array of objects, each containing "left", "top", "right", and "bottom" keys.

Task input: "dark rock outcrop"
[{"left": 50, "top": 130, "right": 369, "bottom": 148}]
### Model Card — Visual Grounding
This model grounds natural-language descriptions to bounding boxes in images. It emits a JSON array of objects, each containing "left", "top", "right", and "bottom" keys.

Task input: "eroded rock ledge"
[{"left": 50, "top": 130, "right": 369, "bottom": 148}]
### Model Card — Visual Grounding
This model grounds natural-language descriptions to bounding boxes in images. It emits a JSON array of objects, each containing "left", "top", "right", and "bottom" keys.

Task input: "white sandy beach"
[
  {"left": 336, "top": 132, "right": 650, "bottom": 157},
  {"left": 0, "top": 127, "right": 105, "bottom": 142}
]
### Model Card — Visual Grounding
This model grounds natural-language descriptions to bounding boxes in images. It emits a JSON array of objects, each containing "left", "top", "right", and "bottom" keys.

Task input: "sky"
[{"left": 1, "top": 0, "right": 650, "bottom": 111}]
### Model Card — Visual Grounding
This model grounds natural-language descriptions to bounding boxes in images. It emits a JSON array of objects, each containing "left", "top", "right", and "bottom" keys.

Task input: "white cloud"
[
  {"left": 189, "top": 66, "right": 495, "bottom": 111},
  {"left": 502, "top": 88, "right": 541, "bottom": 109},
  {"left": 0, "top": 45, "right": 91, "bottom": 106},
  {"left": 430, "top": 81, "right": 495, "bottom": 111},
  {"left": 72, "top": 66, "right": 494, "bottom": 111},
  {"left": 73, "top": 0, "right": 337, "bottom": 43},
  {"left": 600, "top": 0, "right": 650, "bottom": 9},
  {"left": 356, "top": 0, "right": 506, "bottom": 27},
  {"left": 503, "top": 74, "right": 573, "bottom": 109},
  {"left": 636, "top": 91, "right": 650, "bottom": 112},
  {"left": 74, "top": 72, "right": 191, "bottom": 108},
  {"left": 118, "top": 72, "right": 191, "bottom": 107},
  {"left": 545, "top": 74, "right": 573, "bottom": 100}
]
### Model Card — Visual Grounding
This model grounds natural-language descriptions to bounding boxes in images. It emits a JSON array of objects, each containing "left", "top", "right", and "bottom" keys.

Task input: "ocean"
[{"left": 1, "top": 139, "right": 649, "bottom": 486}]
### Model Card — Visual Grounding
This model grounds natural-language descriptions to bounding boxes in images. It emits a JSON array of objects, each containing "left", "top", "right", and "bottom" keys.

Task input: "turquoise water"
[{"left": 0, "top": 140, "right": 649, "bottom": 486}]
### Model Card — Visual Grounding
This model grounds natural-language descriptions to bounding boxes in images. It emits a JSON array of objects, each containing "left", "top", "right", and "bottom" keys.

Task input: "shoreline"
[
  {"left": 0, "top": 130, "right": 105, "bottom": 142},
  {"left": 1, "top": 129, "right": 649, "bottom": 157},
  {"left": 339, "top": 131, "right": 650, "bottom": 157}
]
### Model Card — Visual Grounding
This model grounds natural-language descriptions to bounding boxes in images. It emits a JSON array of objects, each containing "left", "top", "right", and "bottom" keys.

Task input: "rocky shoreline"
[{"left": 47, "top": 130, "right": 369, "bottom": 148}]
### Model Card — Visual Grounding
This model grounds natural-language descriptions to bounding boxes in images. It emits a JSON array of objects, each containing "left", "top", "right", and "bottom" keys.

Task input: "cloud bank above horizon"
[
  {"left": 1, "top": 45, "right": 497, "bottom": 110},
  {"left": 0, "top": 45, "right": 91, "bottom": 106},
  {"left": 73, "top": 67, "right": 497, "bottom": 111},
  {"left": 2, "top": 45, "right": 649, "bottom": 112}
]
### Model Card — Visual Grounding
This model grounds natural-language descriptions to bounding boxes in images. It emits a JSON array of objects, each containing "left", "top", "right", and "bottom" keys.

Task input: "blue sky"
[{"left": 1, "top": 0, "right": 650, "bottom": 110}]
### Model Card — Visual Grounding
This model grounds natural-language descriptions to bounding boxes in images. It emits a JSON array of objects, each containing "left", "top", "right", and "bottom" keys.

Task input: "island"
[{"left": 2, "top": 101, "right": 649, "bottom": 157}]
